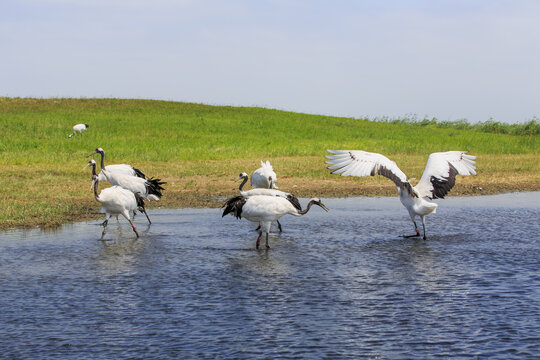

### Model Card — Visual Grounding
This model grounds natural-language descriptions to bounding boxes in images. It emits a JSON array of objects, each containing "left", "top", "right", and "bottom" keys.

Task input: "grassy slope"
[{"left": 1, "top": 97, "right": 538, "bottom": 229}]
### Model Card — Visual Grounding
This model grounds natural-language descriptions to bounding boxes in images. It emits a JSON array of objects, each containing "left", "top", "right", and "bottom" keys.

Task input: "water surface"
[{"left": 1, "top": 192, "right": 539, "bottom": 359}]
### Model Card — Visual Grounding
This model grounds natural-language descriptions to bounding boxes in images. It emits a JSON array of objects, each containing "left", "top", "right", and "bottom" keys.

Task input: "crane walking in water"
[
  {"left": 326, "top": 150, "right": 476, "bottom": 239},
  {"left": 236, "top": 172, "right": 301, "bottom": 232},
  {"left": 87, "top": 160, "right": 143, "bottom": 240},
  {"left": 222, "top": 195, "right": 329, "bottom": 249}
]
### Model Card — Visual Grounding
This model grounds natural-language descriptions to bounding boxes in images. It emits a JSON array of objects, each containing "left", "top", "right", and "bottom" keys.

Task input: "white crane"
[
  {"left": 68, "top": 124, "right": 89, "bottom": 138},
  {"left": 86, "top": 160, "right": 164, "bottom": 223},
  {"left": 251, "top": 160, "right": 278, "bottom": 189},
  {"left": 222, "top": 195, "right": 329, "bottom": 249},
  {"left": 326, "top": 150, "right": 476, "bottom": 239},
  {"left": 87, "top": 160, "right": 142, "bottom": 240},
  {"left": 237, "top": 172, "right": 301, "bottom": 232},
  {"left": 88, "top": 147, "right": 146, "bottom": 180}
]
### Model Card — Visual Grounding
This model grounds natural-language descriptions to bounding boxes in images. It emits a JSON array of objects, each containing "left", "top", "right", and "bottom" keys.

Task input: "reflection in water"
[
  {"left": 0, "top": 193, "right": 539, "bottom": 359},
  {"left": 97, "top": 238, "right": 147, "bottom": 276}
]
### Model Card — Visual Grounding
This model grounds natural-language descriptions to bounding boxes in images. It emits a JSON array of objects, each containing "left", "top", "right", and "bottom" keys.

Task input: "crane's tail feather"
[
  {"left": 134, "top": 192, "right": 146, "bottom": 210},
  {"left": 145, "top": 177, "right": 166, "bottom": 199},
  {"left": 132, "top": 167, "right": 147, "bottom": 179},
  {"left": 222, "top": 196, "right": 246, "bottom": 219}
]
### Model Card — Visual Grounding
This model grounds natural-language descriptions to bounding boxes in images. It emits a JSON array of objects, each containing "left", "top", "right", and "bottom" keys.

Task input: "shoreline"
[{"left": 3, "top": 178, "right": 538, "bottom": 231}]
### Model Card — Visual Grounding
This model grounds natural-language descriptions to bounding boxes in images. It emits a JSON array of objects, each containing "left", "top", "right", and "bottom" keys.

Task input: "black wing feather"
[
  {"left": 132, "top": 167, "right": 146, "bottom": 179},
  {"left": 145, "top": 177, "right": 166, "bottom": 198},
  {"left": 222, "top": 196, "right": 246, "bottom": 219},
  {"left": 429, "top": 163, "right": 458, "bottom": 199},
  {"left": 286, "top": 194, "right": 302, "bottom": 210}
]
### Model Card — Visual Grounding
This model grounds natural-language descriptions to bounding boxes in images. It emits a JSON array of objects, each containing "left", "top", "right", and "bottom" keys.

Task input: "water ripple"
[{"left": 0, "top": 193, "right": 539, "bottom": 359}]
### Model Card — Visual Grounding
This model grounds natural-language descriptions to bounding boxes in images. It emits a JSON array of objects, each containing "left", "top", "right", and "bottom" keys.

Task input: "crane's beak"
[
  {"left": 83, "top": 163, "right": 92, "bottom": 171},
  {"left": 318, "top": 202, "right": 330, "bottom": 212},
  {"left": 87, "top": 150, "right": 97, "bottom": 158}
]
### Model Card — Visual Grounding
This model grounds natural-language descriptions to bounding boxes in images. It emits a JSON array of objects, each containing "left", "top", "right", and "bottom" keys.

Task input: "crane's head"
[
  {"left": 84, "top": 159, "right": 97, "bottom": 171},
  {"left": 87, "top": 147, "right": 104, "bottom": 157},
  {"left": 236, "top": 172, "right": 248, "bottom": 181},
  {"left": 310, "top": 197, "right": 329, "bottom": 212}
]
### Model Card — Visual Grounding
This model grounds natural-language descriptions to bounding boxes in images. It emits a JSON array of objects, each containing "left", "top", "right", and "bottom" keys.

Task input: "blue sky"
[{"left": 1, "top": 0, "right": 539, "bottom": 123}]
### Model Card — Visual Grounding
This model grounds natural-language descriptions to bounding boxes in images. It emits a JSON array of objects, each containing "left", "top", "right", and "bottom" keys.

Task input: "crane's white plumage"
[
  {"left": 223, "top": 195, "right": 328, "bottom": 249},
  {"left": 97, "top": 186, "right": 139, "bottom": 219},
  {"left": 236, "top": 172, "right": 301, "bottom": 211},
  {"left": 415, "top": 152, "right": 476, "bottom": 199},
  {"left": 87, "top": 160, "right": 164, "bottom": 201},
  {"left": 326, "top": 149, "right": 477, "bottom": 239},
  {"left": 251, "top": 160, "right": 278, "bottom": 189},
  {"left": 88, "top": 147, "right": 146, "bottom": 181},
  {"left": 68, "top": 124, "right": 89, "bottom": 138}
]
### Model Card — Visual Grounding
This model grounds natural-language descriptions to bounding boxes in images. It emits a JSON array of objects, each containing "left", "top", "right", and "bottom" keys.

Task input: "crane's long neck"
[
  {"left": 297, "top": 200, "right": 318, "bottom": 215},
  {"left": 93, "top": 178, "right": 102, "bottom": 202},
  {"left": 238, "top": 175, "right": 248, "bottom": 192},
  {"left": 98, "top": 150, "right": 105, "bottom": 170},
  {"left": 90, "top": 162, "right": 102, "bottom": 202},
  {"left": 268, "top": 177, "right": 273, "bottom": 189}
]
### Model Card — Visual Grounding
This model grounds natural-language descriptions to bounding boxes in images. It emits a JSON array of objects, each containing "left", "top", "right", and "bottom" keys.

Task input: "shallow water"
[{"left": 1, "top": 192, "right": 539, "bottom": 359}]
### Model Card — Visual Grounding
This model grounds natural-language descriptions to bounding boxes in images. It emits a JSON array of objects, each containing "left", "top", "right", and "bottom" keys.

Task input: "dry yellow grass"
[{"left": 2, "top": 154, "right": 538, "bottom": 230}]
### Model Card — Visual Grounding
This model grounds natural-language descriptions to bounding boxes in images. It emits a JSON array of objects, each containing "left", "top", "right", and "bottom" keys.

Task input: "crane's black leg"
[
  {"left": 276, "top": 220, "right": 283, "bottom": 233},
  {"left": 142, "top": 209, "right": 151, "bottom": 224},
  {"left": 100, "top": 219, "right": 108, "bottom": 241},
  {"left": 401, "top": 220, "right": 421, "bottom": 238},
  {"left": 265, "top": 232, "right": 270, "bottom": 249}
]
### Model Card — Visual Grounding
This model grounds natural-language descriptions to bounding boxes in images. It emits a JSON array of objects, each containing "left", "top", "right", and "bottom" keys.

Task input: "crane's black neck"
[
  {"left": 89, "top": 161, "right": 97, "bottom": 176},
  {"left": 238, "top": 175, "right": 249, "bottom": 191},
  {"left": 268, "top": 177, "right": 273, "bottom": 189},
  {"left": 97, "top": 150, "right": 105, "bottom": 170},
  {"left": 89, "top": 162, "right": 100, "bottom": 201},
  {"left": 93, "top": 176, "right": 100, "bottom": 201},
  {"left": 298, "top": 200, "right": 318, "bottom": 215}
]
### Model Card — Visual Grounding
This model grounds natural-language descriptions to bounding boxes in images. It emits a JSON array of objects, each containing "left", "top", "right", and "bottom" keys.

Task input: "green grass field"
[{"left": 1, "top": 97, "right": 538, "bottom": 229}]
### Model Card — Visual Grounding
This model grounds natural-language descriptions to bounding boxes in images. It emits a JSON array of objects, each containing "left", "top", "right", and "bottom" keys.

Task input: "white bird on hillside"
[
  {"left": 68, "top": 124, "right": 89, "bottom": 138},
  {"left": 326, "top": 150, "right": 477, "bottom": 239},
  {"left": 86, "top": 160, "right": 164, "bottom": 223},
  {"left": 251, "top": 160, "right": 278, "bottom": 189},
  {"left": 222, "top": 195, "right": 329, "bottom": 249},
  {"left": 88, "top": 160, "right": 143, "bottom": 240},
  {"left": 88, "top": 147, "right": 146, "bottom": 180}
]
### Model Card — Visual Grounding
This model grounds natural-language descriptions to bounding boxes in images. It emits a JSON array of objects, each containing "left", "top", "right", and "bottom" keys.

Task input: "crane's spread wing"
[
  {"left": 415, "top": 151, "right": 476, "bottom": 199},
  {"left": 326, "top": 150, "right": 416, "bottom": 197}
]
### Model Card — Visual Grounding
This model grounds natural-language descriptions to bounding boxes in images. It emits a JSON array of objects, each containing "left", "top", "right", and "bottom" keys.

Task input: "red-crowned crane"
[
  {"left": 251, "top": 160, "right": 278, "bottom": 189},
  {"left": 326, "top": 150, "right": 477, "bottom": 239},
  {"left": 222, "top": 195, "right": 329, "bottom": 249},
  {"left": 68, "top": 124, "right": 89, "bottom": 138},
  {"left": 88, "top": 147, "right": 146, "bottom": 180},
  {"left": 86, "top": 160, "right": 162, "bottom": 223},
  {"left": 87, "top": 159, "right": 143, "bottom": 240}
]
